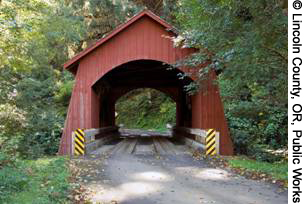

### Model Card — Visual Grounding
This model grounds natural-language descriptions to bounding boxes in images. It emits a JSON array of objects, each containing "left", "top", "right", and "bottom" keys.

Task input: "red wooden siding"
[{"left": 59, "top": 10, "right": 233, "bottom": 155}]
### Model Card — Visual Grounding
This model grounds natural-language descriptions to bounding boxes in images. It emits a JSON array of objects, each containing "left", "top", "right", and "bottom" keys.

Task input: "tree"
[
  {"left": 116, "top": 88, "right": 176, "bottom": 130},
  {"left": 0, "top": 0, "right": 85, "bottom": 156},
  {"left": 65, "top": 0, "right": 139, "bottom": 53},
  {"left": 131, "top": 0, "right": 179, "bottom": 22},
  {"left": 175, "top": 0, "right": 287, "bottom": 158}
]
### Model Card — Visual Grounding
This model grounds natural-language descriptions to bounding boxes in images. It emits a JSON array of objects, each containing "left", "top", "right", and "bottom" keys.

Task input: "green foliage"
[
  {"left": 175, "top": 0, "right": 287, "bottom": 157},
  {"left": 226, "top": 101, "right": 287, "bottom": 156},
  {"left": 228, "top": 156, "right": 288, "bottom": 181},
  {"left": 130, "top": 0, "right": 179, "bottom": 23},
  {"left": 0, "top": 166, "right": 28, "bottom": 201},
  {"left": 116, "top": 88, "right": 176, "bottom": 131},
  {"left": 0, "top": 154, "right": 70, "bottom": 204},
  {"left": 0, "top": 0, "right": 85, "bottom": 158},
  {"left": 55, "top": 75, "right": 74, "bottom": 106},
  {"left": 68, "top": 0, "right": 141, "bottom": 52},
  {"left": 0, "top": 0, "right": 142, "bottom": 158},
  {"left": 247, "top": 144, "right": 285, "bottom": 163}
]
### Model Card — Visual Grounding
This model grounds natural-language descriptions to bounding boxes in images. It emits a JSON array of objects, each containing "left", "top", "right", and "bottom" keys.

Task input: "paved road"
[{"left": 75, "top": 136, "right": 287, "bottom": 204}]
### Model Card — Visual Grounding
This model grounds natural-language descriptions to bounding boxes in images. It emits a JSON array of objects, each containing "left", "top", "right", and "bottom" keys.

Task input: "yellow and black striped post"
[
  {"left": 205, "top": 129, "right": 216, "bottom": 156},
  {"left": 74, "top": 128, "right": 85, "bottom": 155}
]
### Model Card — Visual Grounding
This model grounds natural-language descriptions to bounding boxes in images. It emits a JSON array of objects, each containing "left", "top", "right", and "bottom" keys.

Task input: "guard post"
[
  {"left": 73, "top": 128, "right": 85, "bottom": 156},
  {"left": 205, "top": 129, "right": 220, "bottom": 156}
]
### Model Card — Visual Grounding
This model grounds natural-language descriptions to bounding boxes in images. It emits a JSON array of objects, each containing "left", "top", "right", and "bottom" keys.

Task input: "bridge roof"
[{"left": 64, "top": 10, "right": 176, "bottom": 71}]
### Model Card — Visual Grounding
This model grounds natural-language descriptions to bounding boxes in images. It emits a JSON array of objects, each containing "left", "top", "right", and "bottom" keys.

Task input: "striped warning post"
[
  {"left": 206, "top": 129, "right": 216, "bottom": 156},
  {"left": 74, "top": 128, "right": 85, "bottom": 155}
]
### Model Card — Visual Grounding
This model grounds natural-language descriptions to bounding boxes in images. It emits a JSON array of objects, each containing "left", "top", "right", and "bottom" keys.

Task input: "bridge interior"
[
  {"left": 92, "top": 60, "right": 193, "bottom": 129},
  {"left": 91, "top": 129, "right": 189, "bottom": 155}
]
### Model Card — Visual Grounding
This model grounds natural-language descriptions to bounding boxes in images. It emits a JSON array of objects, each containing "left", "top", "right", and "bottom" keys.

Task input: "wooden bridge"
[
  {"left": 59, "top": 10, "right": 233, "bottom": 155},
  {"left": 71, "top": 126, "right": 220, "bottom": 156}
]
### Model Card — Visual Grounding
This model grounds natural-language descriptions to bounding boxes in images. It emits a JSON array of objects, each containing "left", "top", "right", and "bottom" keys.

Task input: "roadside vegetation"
[
  {"left": 0, "top": 154, "right": 70, "bottom": 204},
  {"left": 173, "top": 1, "right": 287, "bottom": 166},
  {"left": 228, "top": 156, "right": 287, "bottom": 181}
]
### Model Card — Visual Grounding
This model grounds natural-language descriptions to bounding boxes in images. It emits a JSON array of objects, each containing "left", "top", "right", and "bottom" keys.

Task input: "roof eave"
[{"left": 63, "top": 10, "right": 175, "bottom": 70}]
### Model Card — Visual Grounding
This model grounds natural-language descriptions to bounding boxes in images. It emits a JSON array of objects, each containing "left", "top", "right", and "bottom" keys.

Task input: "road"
[
  {"left": 73, "top": 136, "right": 287, "bottom": 204},
  {"left": 91, "top": 136, "right": 188, "bottom": 155}
]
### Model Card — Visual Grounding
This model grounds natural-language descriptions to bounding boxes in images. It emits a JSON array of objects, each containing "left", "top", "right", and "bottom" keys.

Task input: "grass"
[
  {"left": 0, "top": 155, "right": 71, "bottom": 204},
  {"left": 227, "top": 156, "right": 288, "bottom": 181}
]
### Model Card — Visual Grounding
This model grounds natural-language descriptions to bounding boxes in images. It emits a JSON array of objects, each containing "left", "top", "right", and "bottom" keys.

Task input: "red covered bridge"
[{"left": 59, "top": 10, "right": 233, "bottom": 155}]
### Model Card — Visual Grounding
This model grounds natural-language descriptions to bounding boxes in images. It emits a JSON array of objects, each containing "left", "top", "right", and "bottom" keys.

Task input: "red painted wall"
[{"left": 59, "top": 15, "right": 233, "bottom": 155}]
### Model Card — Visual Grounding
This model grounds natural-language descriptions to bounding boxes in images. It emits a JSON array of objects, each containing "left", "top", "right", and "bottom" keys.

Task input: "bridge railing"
[{"left": 172, "top": 127, "right": 220, "bottom": 154}]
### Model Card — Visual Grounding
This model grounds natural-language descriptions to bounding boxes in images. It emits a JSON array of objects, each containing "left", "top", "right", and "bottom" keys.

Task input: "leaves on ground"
[
  {"left": 69, "top": 154, "right": 110, "bottom": 204},
  {"left": 191, "top": 150, "right": 287, "bottom": 191}
]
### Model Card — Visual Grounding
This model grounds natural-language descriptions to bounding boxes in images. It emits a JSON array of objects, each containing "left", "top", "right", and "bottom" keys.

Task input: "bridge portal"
[{"left": 59, "top": 10, "right": 233, "bottom": 155}]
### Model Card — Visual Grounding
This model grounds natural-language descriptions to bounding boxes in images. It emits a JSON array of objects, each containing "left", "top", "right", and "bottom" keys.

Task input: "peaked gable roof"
[{"left": 64, "top": 10, "right": 176, "bottom": 71}]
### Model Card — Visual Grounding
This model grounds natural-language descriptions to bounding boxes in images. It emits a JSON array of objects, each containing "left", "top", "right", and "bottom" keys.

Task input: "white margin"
[{"left": 289, "top": 1, "right": 308, "bottom": 203}]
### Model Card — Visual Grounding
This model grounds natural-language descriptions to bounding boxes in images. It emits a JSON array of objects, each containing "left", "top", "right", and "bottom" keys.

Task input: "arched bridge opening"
[{"left": 92, "top": 60, "right": 193, "bottom": 129}]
